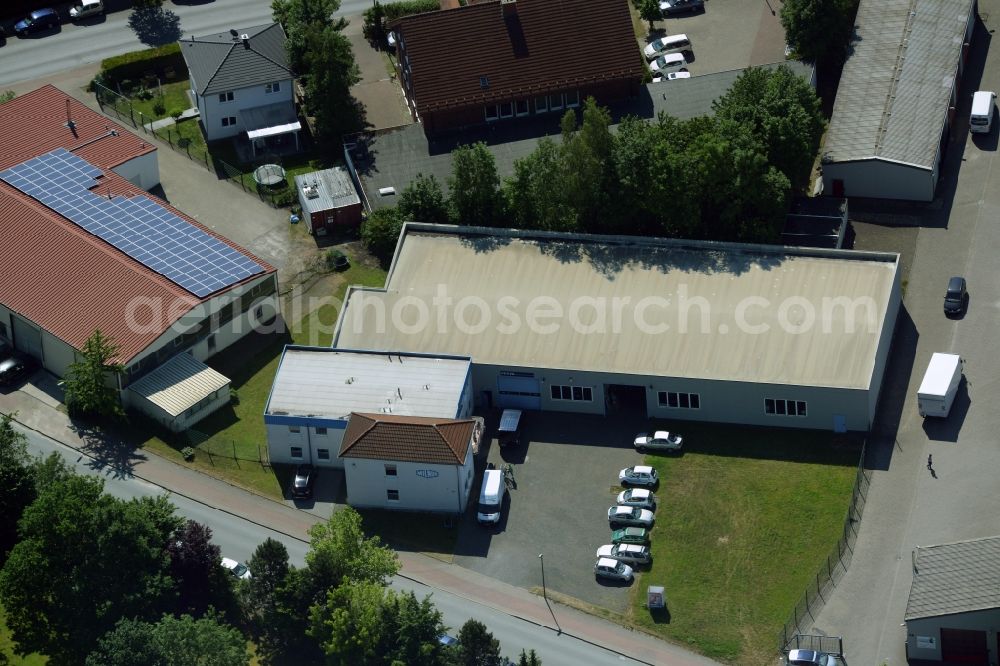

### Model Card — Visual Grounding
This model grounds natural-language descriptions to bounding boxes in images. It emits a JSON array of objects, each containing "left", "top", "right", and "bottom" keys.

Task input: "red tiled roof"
[
  {"left": 0, "top": 85, "right": 276, "bottom": 364},
  {"left": 340, "top": 412, "right": 475, "bottom": 465},
  {"left": 395, "top": 0, "right": 645, "bottom": 112}
]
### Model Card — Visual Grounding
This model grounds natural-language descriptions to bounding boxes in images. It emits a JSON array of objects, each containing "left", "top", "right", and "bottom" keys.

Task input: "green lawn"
[
  {"left": 629, "top": 423, "right": 860, "bottom": 663},
  {"left": 136, "top": 263, "right": 388, "bottom": 498},
  {"left": 0, "top": 604, "right": 46, "bottom": 665},
  {"left": 128, "top": 80, "right": 192, "bottom": 120}
]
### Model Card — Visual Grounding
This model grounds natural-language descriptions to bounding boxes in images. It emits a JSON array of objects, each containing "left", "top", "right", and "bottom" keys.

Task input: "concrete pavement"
[{"left": 0, "top": 382, "right": 716, "bottom": 666}]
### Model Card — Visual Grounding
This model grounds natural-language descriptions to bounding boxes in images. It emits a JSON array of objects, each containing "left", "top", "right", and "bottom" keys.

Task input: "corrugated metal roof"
[
  {"left": 823, "top": 0, "right": 974, "bottom": 168},
  {"left": 395, "top": 0, "right": 645, "bottom": 113},
  {"left": 265, "top": 347, "right": 470, "bottom": 419},
  {"left": 335, "top": 225, "right": 899, "bottom": 390},
  {"left": 294, "top": 168, "right": 360, "bottom": 215},
  {"left": 905, "top": 536, "right": 1000, "bottom": 620},
  {"left": 340, "top": 412, "right": 475, "bottom": 465},
  {"left": 182, "top": 23, "right": 292, "bottom": 96},
  {"left": 0, "top": 85, "right": 276, "bottom": 364},
  {"left": 128, "top": 353, "right": 230, "bottom": 417}
]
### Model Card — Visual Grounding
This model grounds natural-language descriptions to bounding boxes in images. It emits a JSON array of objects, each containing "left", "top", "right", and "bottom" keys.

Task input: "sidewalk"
[{"left": 1, "top": 384, "right": 714, "bottom": 666}]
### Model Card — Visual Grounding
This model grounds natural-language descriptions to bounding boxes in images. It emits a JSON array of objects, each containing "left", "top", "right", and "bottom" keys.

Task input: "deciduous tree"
[
  {"left": 168, "top": 520, "right": 238, "bottom": 619},
  {"left": 780, "top": 0, "right": 859, "bottom": 65},
  {"left": 456, "top": 619, "right": 502, "bottom": 666},
  {"left": 448, "top": 143, "right": 505, "bottom": 227},
  {"left": 62, "top": 329, "right": 124, "bottom": 420},
  {"left": 360, "top": 206, "right": 405, "bottom": 265},
  {"left": 86, "top": 613, "right": 249, "bottom": 666},
  {"left": 0, "top": 413, "right": 32, "bottom": 565},
  {"left": 399, "top": 173, "right": 451, "bottom": 224}
]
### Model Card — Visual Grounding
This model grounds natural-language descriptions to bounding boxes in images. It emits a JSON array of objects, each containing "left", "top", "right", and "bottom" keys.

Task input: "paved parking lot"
[
  {"left": 453, "top": 411, "right": 649, "bottom": 613},
  {"left": 649, "top": 0, "right": 789, "bottom": 76}
]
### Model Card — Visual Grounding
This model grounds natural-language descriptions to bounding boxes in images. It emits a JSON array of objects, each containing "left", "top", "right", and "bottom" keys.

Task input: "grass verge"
[
  {"left": 628, "top": 422, "right": 860, "bottom": 663},
  {"left": 0, "top": 603, "right": 46, "bottom": 665},
  {"left": 127, "top": 80, "right": 192, "bottom": 120},
  {"left": 358, "top": 509, "right": 459, "bottom": 562}
]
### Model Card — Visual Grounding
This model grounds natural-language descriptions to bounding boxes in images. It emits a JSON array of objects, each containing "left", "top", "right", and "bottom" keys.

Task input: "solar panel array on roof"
[{"left": 0, "top": 148, "right": 264, "bottom": 298}]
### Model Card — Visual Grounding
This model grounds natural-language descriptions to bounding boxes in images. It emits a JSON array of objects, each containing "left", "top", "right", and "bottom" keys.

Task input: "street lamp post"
[{"left": 538, "top": 553, "right": 561, "bottom": 634}]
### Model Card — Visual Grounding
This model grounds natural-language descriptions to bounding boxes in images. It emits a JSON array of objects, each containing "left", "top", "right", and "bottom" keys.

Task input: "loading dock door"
[
  {"left": 12, "top": 316, "right": 42, "bottom": 359},
  {"left": 496, "top": 374, "right": 541, "bottom": 410},
  {"left": 941, "top": 628, "right": 988, "bottom": 664}
]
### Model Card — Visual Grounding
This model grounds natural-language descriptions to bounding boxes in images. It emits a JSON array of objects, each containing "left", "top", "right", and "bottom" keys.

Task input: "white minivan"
[
  {"left": 970, "top": 90, "right": 996, "bottom": 134},
  {"left": 476, "top": 468, "right": 506, "bottom": 524}
]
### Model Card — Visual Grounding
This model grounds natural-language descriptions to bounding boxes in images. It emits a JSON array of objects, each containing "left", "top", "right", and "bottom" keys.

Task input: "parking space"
[
  {"left": 647, "top": 0, "right": 789, "bottom": 76},
  {"left": 453, "top": 411, "right": 648, "bottom": 613}
]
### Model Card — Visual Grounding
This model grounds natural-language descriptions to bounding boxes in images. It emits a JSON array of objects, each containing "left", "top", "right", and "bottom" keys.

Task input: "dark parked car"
[
  {"left": 14, "top": 8, "right": 60, "bottom": 36},
  {"left": 291, "top": 464, "right": 315, "bottom": 498},
  {"left": 0, "top": 353, "right": 37, "bottom": 387},
  {"left": 659, "top": 0, "right": 704, "bottom": 15},
  {"left": 943, "top": 276, "right": 967, "bottom": 316}
]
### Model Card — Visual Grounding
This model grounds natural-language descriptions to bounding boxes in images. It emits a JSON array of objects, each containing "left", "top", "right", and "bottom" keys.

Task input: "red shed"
[{"left": 295, "top": 167, "right": 363, "bottom": 235}]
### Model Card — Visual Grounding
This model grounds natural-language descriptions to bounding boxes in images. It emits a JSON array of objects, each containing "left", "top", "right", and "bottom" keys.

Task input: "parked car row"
[
  {"left": 597, "top": 459, "right": 669, "bottom": 582},
  {"left": 5, "top": 1, "right": 104, "bottom": 41}
]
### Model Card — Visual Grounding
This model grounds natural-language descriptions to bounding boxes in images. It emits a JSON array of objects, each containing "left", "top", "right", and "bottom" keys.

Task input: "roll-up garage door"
[
  {"left": 496, "top": 373, "right": 540, "bottom": 410},
  {"left": 12, "top": 316, "right": 42, "bottom": 359},
  {"left": 941, "top": 628, "right": 988, "bottom": 664}
]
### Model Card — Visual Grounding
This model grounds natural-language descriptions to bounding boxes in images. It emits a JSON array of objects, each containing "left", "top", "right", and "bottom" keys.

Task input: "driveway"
[{"left": 453, "top": 411, "right": 646, "bottom": 613}]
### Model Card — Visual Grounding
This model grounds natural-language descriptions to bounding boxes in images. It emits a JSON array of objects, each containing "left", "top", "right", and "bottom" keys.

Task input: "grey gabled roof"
[
  {"left": 823, "top": 0, "right": 975, "bottom": 170},
  {"left": 905, "top": 535, "right": 1000, "bottom": 621},
  {"left": 181, "top": 23, "right": 292, "bottom": 96}
]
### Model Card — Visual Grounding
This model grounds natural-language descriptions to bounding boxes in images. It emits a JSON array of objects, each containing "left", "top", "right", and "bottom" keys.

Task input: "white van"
[
  {"left": 643, "top": 34, "right": 692, "bottom": 60},
  {"left": 476, "top": 468, "right": 506, "bottom": 524},
  {"left": 970, "top": 90, "right": 996, "bottom": 134}
]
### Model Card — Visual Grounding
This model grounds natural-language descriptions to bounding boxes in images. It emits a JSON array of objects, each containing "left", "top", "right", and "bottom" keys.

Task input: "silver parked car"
[
  {"left": 649, "top": 53, "right": 688, "bottom": 74},
  {"left": 616, "top": 488, "right": 656, "bottom": 510},
  {"left": 608, "top": 505, "right": 655, "bottom": 528},
  {"left": 619, "top": 465, "right": 659, "bottom": 487},
  {"left": 634, "top": 430, "right": 683, "bottom": 453},
  {"left": 787, "top": 649, "right": 838, "bottom": 666},
  {"left": 594, "top": 556, "right": 634, "bottom": 582},
  {"left": 596, "top": 543, "right": 652, "bottom": 566}
]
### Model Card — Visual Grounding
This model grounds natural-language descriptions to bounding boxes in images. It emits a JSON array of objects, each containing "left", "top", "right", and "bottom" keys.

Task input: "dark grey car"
[
  {"left": 292, "top": 464, "right": 315, "bottom": 498},
  {"left": 944, "top": 276, "right": 967, "bottom": 316}
]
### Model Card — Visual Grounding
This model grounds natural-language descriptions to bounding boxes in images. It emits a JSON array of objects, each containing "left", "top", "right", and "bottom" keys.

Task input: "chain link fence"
[
  {"left": 93, "top": 81, "right": 294, "bottom": 209},
  {"left": 778, "top": 440, "right": 871, "bottom": 652}
]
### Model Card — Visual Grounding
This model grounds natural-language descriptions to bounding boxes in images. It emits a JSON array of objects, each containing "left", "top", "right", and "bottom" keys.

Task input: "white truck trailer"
[{"left": 917, "top": 353, "right": 963, "bottom": 418}]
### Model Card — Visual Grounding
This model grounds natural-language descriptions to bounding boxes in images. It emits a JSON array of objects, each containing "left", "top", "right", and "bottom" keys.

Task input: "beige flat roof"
[{"left": 334, "top": 226, "right": 899, "bottom": 389}]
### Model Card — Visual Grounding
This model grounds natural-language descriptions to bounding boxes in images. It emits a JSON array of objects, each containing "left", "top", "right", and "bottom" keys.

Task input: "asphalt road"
[
  {"left": 0, "top": 0, "right": 371, "bottom": 88},
  {"left": 17, "top": 423, "right": 648, "bottom": 666}
]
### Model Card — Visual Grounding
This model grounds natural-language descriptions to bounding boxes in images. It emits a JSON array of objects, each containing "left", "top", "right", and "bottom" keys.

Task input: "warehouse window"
[
  {"left": 658, "top": 391, "right": 700, "bottom": 409},
  {"left": 385, "top": 464, "right": 397, "bottom": 477},
  {"left": 387, "top": 489, "right": 400, "bottom": 501},
  {"left": 221, "top": 116, "right": 237, "bottom": 127},
  {"left": 315, "top": 427, "right": 327, "bottom": 435},
  {"left": 550, "top": 384, "right": 592, "bottom": 402},
  {"left": 765, "top": 398, "right": 806, "bottom": 416},
  {"left": 290, "top": 446, "right": 303, "bottom": 459},
  {"left": 265, "top": 82, "right": 281, "bottom": 94},
  {"left": 289, "top": 425, "right": 300, "bottom": 433},
  {"left": 317, "top": 449, "right": 330, "bottom": 460},
  {"left": 515, "top": 99, "right": 530, "bottom": 116}
]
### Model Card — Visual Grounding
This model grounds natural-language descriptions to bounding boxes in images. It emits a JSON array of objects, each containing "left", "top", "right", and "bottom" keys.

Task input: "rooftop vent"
[
  {"left": 230, "top": 29, "right": 238, "bottom": 37},
  {"left": 240, "top": 33, "right": 250, "bottom": 46},
  {"left": 302, "top": 184, "right": 319, "bottom": 199}
]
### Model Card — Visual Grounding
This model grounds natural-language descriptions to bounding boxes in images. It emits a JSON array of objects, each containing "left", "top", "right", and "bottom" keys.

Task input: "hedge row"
[
  {"left": 100, "top": 43, "right": 188, "bottom": 86},
  {"left": 381, "top": 0, "right": 440, "bottom": 22}
]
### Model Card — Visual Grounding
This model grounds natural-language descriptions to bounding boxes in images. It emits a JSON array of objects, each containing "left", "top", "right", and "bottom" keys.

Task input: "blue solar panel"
[{"left": 0, "top": 148, "right": 264, "bottom": 298}]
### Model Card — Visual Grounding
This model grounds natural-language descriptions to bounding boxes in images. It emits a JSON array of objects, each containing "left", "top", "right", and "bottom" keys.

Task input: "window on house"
[
  {"left": 499, "top": 102, "right": 513, "bottom": 118},
  {"left": 387, "top": 489, "right": 400, "bottom": 501},
  {"left": 515, "top": 99, "right": 529, "bottom": 116},
  {"left": 385, "top": 464, "right": 397, "bottom": 476},
  {"left": 221, "top": 116, "right": 237, "bottom": 127},
  {"left": 550, "top": 385, "right": 593, "bottom": 402},
  {"left": 766, "top": 399, "right": 808, "bottom": 416},
  {"left": 549, "top": 94, "right": 563, "bottom": 111},
  {"left": 315, "top": 427, "right": 327, "bottom": 435},
  {"left": 218, "top": 91, "right": 234, "bottom": 103},
  {"left": 658, "top": 391, "right": 700, "bottom": 409},
  {"left": 535, "top": 96, "right": 548, "bottom": 113},
  {"left": 317, "top": 449, "right": 330, "bottom": 460},
  {"left": 484, "top": 105, "right": 499, "bottom": 122},
  {"left": 265, "top": 82, "right": 281, "bottom": 94},
  {"left": 289, "top": 425, "right": 300, "bottom": 433},
  {"left": 564, "top": 90, "right": 580, "bottom": 108},
  {"left": 290, "top": 446, "right": 303, "bottom": 458}
]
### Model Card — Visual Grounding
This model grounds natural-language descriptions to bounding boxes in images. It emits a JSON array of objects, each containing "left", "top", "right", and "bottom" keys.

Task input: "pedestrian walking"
[{"left": 927, "top": 454, "right": 933, "bottom": 470}]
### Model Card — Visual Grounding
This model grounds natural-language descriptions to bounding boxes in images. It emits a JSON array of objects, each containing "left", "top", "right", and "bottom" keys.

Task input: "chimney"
[
  {"left": 500, "top": 0, "right": 516, "bottom": 16},
  {"left": 65, "top": 99, "right": 76, "bottom": 134},
  {"left": 240, "top": 33, "right": 250, "bottom": 47}
]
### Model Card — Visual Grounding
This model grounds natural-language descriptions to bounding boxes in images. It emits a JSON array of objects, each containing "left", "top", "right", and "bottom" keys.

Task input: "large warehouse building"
[
  {"left": 820, "top": 0, "right": 977, "bottom": 201},
  {"left": 333, "top": 224, "right": 901, "bottom": 433},
  {"left": 0, "top": 86, "right": 279, "bottom": 430},
  {"left": 905, "top": 536, "right": 1000, "bottom": 663}
]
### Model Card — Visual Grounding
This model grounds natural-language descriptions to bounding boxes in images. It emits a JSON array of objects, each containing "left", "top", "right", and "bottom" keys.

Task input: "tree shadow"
[
  {"left": 128, "top": 6, "right": 182, "bottom": 46},
  {"left": 69, "top": 417, "right": 150, "bottom": 479}
]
